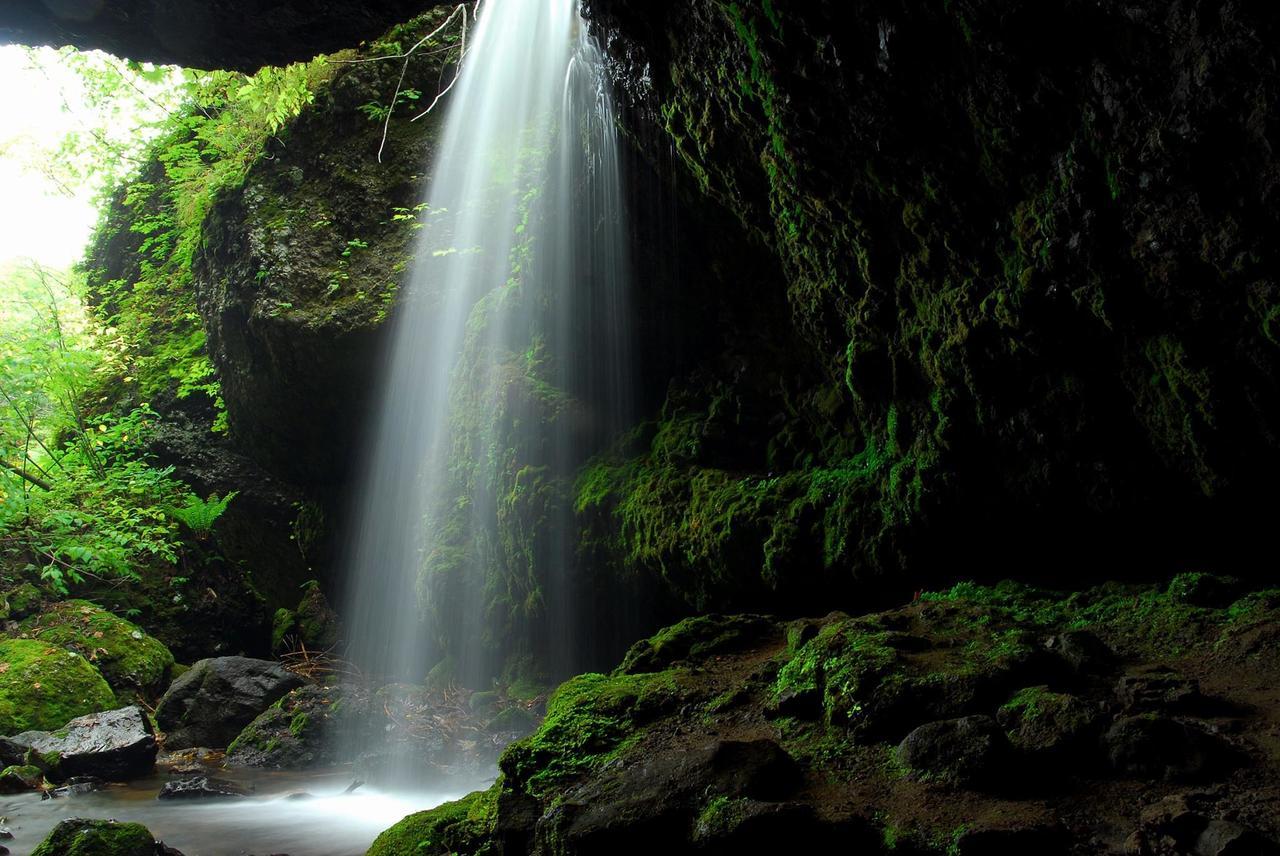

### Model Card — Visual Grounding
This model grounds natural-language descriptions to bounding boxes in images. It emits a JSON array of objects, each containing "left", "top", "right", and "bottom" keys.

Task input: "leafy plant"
[{"left": 168, "top": 490, "right": 239, "bottom": 537}]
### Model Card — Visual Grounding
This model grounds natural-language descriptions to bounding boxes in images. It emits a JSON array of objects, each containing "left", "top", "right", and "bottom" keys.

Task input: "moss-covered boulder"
[
  {"left": 367, "top": 787, "right": 498, "bottom": 856},
  {"left": 31, "top": 818, "right": 169, "bottom": 856},
  {"left": 227, "top": 684, "right": 352, "bottom": 768},
  {"left": 20, "top": 601, "right": 175, "bottom": 699},
  {"left": 5, "top": 582, "right": 43, "bottom": 620},
  {"left": 0, "top": 638, "right": 116, "bottom": 735},
  {"left": 0, "top": 763, "right": 44, "bottom": 792}
]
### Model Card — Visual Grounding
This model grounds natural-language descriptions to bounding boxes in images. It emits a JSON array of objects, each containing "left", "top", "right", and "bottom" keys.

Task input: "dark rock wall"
[{"left": 575, "top": 0, "right": 1280, "bottom": 614}]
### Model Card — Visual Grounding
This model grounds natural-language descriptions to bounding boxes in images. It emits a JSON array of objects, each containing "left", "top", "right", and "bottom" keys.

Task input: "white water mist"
[{"left": 338, "top": 0, "right": 633, "bottom": 773}]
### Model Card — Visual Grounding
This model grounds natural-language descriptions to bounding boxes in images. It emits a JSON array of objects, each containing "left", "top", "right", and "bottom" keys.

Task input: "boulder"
[
  {"left": 31, "top": 818, "right": 183, "bottom": 856},
  {"left": 1104, "top": 716, "right": 1237, "bottom": 782},
  {"left": 0, "top": 764, "right": 43, "bottom": 792},
  {"left": 157, "top": 775, "right": 249, "bottom": 800},
  {"left": 997, "top": 686, "right": 1103, "bottom": 759},
  {"left": 897, "top": 715, "right": 1010, "bottom": 787},
  {"left": 155, "top": 656, "right": 303, "bottom": 748},
  {"left": 0, "top": 638, "right": 117, "bottom": 735},
  {"left": 537, "top": 739, "right": 804, "bottom": 852},
  {"left": 4, "top": 706, "right": 157, "bottom": 781},
  {"left": 227, "top": 683, "right": 355, "bottom": 769},
  {"left": 1044, "top": 630, "right": 1117, "bottom": 679},
  {"left": 21, "top": 601, "right": 175, "bottom": 698},
  {"left": 1116, "top": 667, "right": 1203, "bottom": 714}
]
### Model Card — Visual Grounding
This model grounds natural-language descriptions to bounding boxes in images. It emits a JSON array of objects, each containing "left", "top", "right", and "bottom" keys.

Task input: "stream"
[{"left": 0, "top": 765, "right": 480, "bottom": 855}]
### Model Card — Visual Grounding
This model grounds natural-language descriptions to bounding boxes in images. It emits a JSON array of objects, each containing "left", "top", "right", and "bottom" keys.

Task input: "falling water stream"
[
  {"left": 1, "top": 0, "right": 631, "bottom": 852},
  {"left": 340, "top": 0, "right": 631, "bottom": 726}
]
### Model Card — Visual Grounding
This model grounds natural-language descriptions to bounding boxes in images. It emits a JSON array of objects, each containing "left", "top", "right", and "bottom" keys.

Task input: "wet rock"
[
  {"left": 270, "top": 584, "right": 340, "bottom": 654},
  {"left": 30, "top": 818, "right": 183, "bottom": 855},
  {"left": 44, "top": 776, "right": 109, "bottom": 798},
  {"left": 1104, "top": 716, "right": 1237, "bottom": 782},
  {"left": 157, "top": 775, "right": 250, "bottom": 800},
  {"left": 897, "top": 715, "right": 1009, "bottom": 787},
  {"left": 5, "top": 706, "right": 157, "bottom": 781},
  {"left": 156, "top": 656, "right": 303, "bottom": 749},
  {"left": 227, "top": 684, "right": 353, "bottom": 769},
  {"left": 1116, "top": 667, "right": 1202, "bottom": 713}
]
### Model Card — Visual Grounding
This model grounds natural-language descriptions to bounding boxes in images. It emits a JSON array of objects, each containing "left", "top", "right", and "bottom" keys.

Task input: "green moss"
[
  {"left": 618, "top": 614, "right": 770, "bottom": 674},
  {"left": 774, "top": 619, "right": 898, "bottom": 726},
  {"left": 21, "top": 600, "right": 174, "bottom": 697},
  {"left": 288, "top": 711, "right": 310, "bottom": 738},
  {"left": 31, "top": 819, "right": 158, "bottom": 856},
  {"left": 693, "top": 794, "right": 751, "bottom": 841},
  {"left": 0, "top": 638, "right": 117, "bottom": 734},
  {"left": 367, "top": 784, "right": 499, "bottom": 856},
  {"left": 271, "top": 607, "right": 295, "bottom": 651},
  {"left": 499, "top": 670, "right": 690, "bottom": 797},
  {"left": 0, "top": 764, "right": 44, "bottom": 792}
]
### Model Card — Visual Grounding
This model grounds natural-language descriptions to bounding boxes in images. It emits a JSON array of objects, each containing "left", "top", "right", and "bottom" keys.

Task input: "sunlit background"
[{"left": 0, "top": 45, "right": 178, "bottom": 269}]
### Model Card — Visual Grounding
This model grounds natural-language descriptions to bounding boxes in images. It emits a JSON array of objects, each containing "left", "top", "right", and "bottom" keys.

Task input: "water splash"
[{"left": 338, "top": 0, "right": 632, "bottom": 772}]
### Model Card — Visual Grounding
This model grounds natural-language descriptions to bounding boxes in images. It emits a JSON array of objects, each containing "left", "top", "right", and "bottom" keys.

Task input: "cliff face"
[
  {"left": 572, "top": 0, "right": 1280, "bottom": 609},
  {"left": 83, "top": 0, "right": 1279, "bottom": 678}
]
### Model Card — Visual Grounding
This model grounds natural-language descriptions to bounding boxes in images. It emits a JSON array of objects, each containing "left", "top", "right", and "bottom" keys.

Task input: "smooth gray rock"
[
  {"left": 5, "top": 706, "right": 156, "bottom": 781},
  {"left": 156, "top": 656, "right": 303, "bottom": 749}
]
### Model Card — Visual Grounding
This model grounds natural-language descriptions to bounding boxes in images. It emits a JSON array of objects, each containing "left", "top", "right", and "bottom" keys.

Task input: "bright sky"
[{"left": 0, "top": 45, "right": 101, "bottom": 268}]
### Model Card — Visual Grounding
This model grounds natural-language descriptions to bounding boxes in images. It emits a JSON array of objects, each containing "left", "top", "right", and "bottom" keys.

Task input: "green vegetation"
[
  {"left": 20, "top": 599, "right": 175, "bottom": 696},
  {"left": 0, "top": 263, "right": 190, "bottom": 593},
  {"left": 0, "top": 637, "right": 116, "bottom": 734},
  {"left": 500, "top": 670, "right": 690, "bottom": 797}
]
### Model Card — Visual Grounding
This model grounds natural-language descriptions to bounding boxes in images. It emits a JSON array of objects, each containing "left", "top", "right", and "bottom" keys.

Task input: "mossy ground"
[
  {"left": 371, "top": 576, "right": 1280, "bottom": 855},
  {"left": 367, "top": 786, "right": 499, "bottom": 856},
  {"left": 0, "top": 637, "right": 116, "bottom": 734},
  {"left": 20, "top": 600, "right": 174, "bottom": 699}
]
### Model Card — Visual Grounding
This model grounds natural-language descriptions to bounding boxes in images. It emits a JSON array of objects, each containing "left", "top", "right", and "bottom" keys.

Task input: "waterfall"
[{"left": 337, "top": 0, "right": 633, "bottom": 773}]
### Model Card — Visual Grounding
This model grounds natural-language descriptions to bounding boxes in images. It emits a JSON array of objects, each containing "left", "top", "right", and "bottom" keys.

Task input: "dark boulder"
[
  {"left": 5, "top": 706, "right": 157, "bottom": 781},
  {"left": 1116, "top": 667, "right": 1203, "bottom": 714},
  {"left": 1104, "top": 716, "right": 1237, "bottom": 782},
  {"left": 1044, "top": 630, "right": 1117, "bottom": 680},
  {"left": 157, "top": 775, "right": 250, "bottom": 800},
  {"left": 0, "top": 764, "right": 43, "bottom": 792},
  {"left": 536, "top": 739, "right": 803, "bottom": 852},
  {"left": 997, "top": 686, "right": 1104, "bottom": 760},
  {"left": 156, "top": 657, "right": 303, "bottom": 749},
  {"left": 897, "top": 715, "right": 1010, "bottom": 787}
]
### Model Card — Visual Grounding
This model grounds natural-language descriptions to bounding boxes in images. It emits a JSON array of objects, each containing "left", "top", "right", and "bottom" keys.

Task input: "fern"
[{"left": 169, "top": 490, "right": 239, "bottom": 536}]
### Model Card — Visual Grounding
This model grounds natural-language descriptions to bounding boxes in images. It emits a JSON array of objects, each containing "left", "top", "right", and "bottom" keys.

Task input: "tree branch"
[{"left": 1, "top": 459, "right": 52, "bottom": 491}]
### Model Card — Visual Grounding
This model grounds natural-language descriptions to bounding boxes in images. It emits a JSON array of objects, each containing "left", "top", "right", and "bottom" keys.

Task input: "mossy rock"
[
  {"left": 0, "top": 763, "right": 45, "bottom": 792},
  {"left": 618, "top": 614, "right": 775, "bottom": 674},
  {"left": 0, "top": 638, "right": 116, "bottom": 735},
  {"left": 499, "top": 669, "right": 694, "bottom": 798},
  {"left": 31, "top": 818, "right": 161, "bottom": 856},
  {"left": 6, "top": 582, "right": 43, "bottom": 620},
  {"left": 20, "top": 600, "right": 175, "bottom": 698},
  {"left": 367, "top": 785, "right": 498, "bottom": 856}
]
